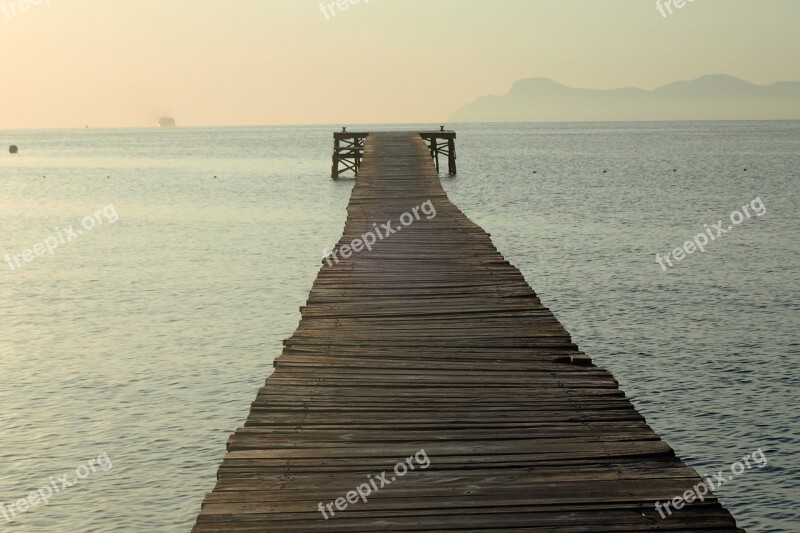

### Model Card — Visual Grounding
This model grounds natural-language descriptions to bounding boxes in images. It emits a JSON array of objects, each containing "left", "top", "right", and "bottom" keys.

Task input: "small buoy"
[
  {"left": 213, "top": 175, "right": 217, "bottom": 179},
  {"left": 9, "top": 145, "right": 18, "bottom": 154},
  {"left": 602, "top": 170, "right": 607, "bottom": 173},
  {"left": 532, "top": 171, "right": 537, "bottom": 174},
  {"left": 673, "top": 169, "right": 677, "bottom": 172},
  {"left": 744, "top": 168, "right": 747, "bottom": 171}
]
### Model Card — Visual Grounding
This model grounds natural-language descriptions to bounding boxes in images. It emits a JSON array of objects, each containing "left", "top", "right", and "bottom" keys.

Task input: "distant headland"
[{"left": 450, "top": 75, "right": 800, "bottom": 122}]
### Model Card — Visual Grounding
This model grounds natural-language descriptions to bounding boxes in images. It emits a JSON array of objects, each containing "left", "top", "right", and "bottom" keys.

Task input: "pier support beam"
[
  {"left": 420, "top": 129, "right": 457, "bottom": 176},
  {"left": 331, "top": 130, "right": 368, "bottom": 178},
  {"left": 332, "top": 130, "right": 457, "bottom": 178}
]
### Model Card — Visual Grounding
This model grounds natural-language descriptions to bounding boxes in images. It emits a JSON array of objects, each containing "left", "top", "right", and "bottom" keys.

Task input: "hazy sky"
[{"left": 2, "top": 0, "right": 799, "bottom": 129}]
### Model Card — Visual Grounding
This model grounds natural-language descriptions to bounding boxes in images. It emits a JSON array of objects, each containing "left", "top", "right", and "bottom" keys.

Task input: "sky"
[{"left": 1, "top": 0, "right": 799, "bottom": 129}]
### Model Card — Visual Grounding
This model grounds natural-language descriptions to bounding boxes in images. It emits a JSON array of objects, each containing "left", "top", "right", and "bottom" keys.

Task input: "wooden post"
[
  {"left": 419, "top": 131, "right": 456, "bottom": 176},
  {"left": 448, "top": 137, "right": 456, "bottom": 175},
  {"left": 331, "top": 132, "right": 368, "bottom": 178},
  {"left": 355, "top": 136, "right": 363, "bottom": 173},
  {"left": 331, "top": 136, "right": 340, "bottom": 178}
]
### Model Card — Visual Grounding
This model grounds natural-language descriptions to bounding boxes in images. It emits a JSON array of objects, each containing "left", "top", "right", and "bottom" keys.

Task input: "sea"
[{"left": 1, "top": 122, "right": 798, "bottom": 532}]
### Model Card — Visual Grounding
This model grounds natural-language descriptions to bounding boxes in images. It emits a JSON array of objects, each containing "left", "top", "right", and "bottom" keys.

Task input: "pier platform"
[{"left": 193, "top": 132, "right": 742, "bottom": 532}]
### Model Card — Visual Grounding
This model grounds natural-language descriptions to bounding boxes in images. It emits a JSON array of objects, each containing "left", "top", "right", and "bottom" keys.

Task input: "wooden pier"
[{"left": 194, "top": 132, "right": 742, "bottom": 532}]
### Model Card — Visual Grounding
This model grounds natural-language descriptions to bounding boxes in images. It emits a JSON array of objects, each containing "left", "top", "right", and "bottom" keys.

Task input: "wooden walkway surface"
[{"left": 193, "top": 133, "right": 742, "bottom": 532}]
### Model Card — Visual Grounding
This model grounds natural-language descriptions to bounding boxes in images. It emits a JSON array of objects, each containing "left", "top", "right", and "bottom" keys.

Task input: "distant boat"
[{"left": 158, "top": 117, "right": 176, "bottom": 127}]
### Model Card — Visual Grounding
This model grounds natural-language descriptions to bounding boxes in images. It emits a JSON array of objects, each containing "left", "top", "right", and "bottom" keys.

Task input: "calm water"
[{"left": 1, "top": 123, "right": 797, "bottom": 532}]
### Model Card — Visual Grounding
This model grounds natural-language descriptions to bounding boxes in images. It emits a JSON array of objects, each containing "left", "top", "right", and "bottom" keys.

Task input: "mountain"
[{"left": 449, "top": 75, "right": 800, "bottom": 122}]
